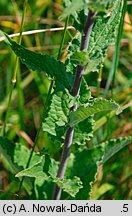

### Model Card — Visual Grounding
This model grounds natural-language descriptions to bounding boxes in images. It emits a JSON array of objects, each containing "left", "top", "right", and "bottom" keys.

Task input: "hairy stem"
[{"left": 53, "top": 10, "right": 96, "bottom": 200}]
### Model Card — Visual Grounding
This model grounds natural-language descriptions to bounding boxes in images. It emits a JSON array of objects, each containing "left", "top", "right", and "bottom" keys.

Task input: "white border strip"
[{"left": 0, "top": 200, "right": 131, "bottom": 216}]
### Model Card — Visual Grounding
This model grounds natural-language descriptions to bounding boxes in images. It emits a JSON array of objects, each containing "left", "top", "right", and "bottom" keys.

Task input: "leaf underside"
[{"left": 70, "top": 98, "right": 121, "bottom": 127}]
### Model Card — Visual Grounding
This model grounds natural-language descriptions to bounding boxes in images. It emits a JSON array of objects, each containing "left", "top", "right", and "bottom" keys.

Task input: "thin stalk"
[
  {"left": 104, "top": 53, "right": 115, "bottom": 96},
  {"left": 16, "top": 65, "right": 25, "bottom": 130},
  {"left": 2, "top": 85, "right": 14, "bottom": 136},
  {"left": 0, "top": 73, "right": 33, "bottom": 118},
  {"left": 2, "top": 0, "right": 28, "bottom": 136},
  {"left": 18, "top": 122, "right": 41, "bottom": 192},
  {"left": 18, "top": 16, "right": 70, "bottom": 194},
  {"left": 57, "top": 16, "right": 69, "bottom": 60},
  {"left": 12, "top": 0, "right": 28, "bottom": 82},
  {"left": 97, "top": 66, "right": 103, "bottom": 97},
  {"left": 53, "top": 10, "right": 96, "bottom": 200},
  {"left": 105, "top": 0, "right": 127, "bottom": 97}
]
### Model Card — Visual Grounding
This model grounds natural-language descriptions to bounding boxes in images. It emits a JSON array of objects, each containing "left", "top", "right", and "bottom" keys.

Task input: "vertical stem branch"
[{"left": 53, "top": 10, "right": 96, "bottom": 200}]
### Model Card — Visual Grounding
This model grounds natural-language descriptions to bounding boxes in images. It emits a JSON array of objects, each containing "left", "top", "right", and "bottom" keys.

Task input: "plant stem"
[
  {"left": 16, "top": 65, "right": 25, "bottom": 130},
  {"left": 2, "top": 0, "right": 28, "bottom": 136},
  {"left": 97, "top": 66, "right": 103, "bottom": 97},
  {"left": 2, "top": 85, "right": 14, "bottom": 136},
  {"left": 57, "top": 16, "right": 69, "bottom": 60},
  {"left": 18, "top": 16, "right": 69, "bottom": 194},
  {"left": 112, "top": 0, "right": 127, "bottom": 97},
  {"left": 18, "top": 122, "right": 41, "bottom": 193},
  {"left": 53, "top": 10, "right": 96, "bottom": 200}
]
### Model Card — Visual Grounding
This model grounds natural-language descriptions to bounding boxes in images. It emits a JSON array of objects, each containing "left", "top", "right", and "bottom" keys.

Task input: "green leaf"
[
  {"left": 42, "top": 82, "right": 94, "bottom": 146},
  {"left": 86, "top": 0, "right": 122, "bottom": 73},
  {"left": 64, "top": 1, "right": 122, "bottom": 74},
  {"left": 66, "top": 148, "right": 103, "bottom": 199},
  {"left": 34, "top": 178, "right": 53, "bottom": 200},
  {"left": 16, "top": 151, "right": 58, "bottom": 179},
  {"left": 65, "top": 136, "right": 131, "bottom": 199},
  {"left": 14, "top": 144, "right": 40, "bottom": 169},
  {"left": 99, "top": 136, "right": 132, "bottom": 164},
  {"left": 65, "top": 37, "right": 81, "bottom": 76},
  {"left": 54, "top": 176, "right": 83, "bottom": 198},
  {"left": 15, "top": 151, "right": 59, "bottom": 200},
  {"left": 71, "top": 50, "right": 89, "bottom": 66},
  {"left": 0, "top": 31, "right": 72, "bottom": 90},
  {"left": 74, "top": 116, "right": 94, "bottom": 145},
  {"left": 0, "top": 137, "right": 20, "bottom": 173},
  {"left": 15, "top": 156, "right": 49, "bottom": 179},
  {"left": 70, "top": 98, "right": 121, "bottom": 127},
  {"left": 42, "top": 88, "right": 72, "bottom": 137},
  {"left": 16, "top": 149, "right": 82, "bottom": 197},
  {"left": 79, "top": 78, "right": 91, "bottom": 103},
  {"left": 0, "top": 137, "right": 33, "bottom": 194}
]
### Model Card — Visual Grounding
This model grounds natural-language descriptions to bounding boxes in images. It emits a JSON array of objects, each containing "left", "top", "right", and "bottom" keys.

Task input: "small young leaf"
[
  {"left": 72, "top": 50, "right": 89, "bottom": 66},
  {"left": 0, "top": 31, "right": 73, "bottom": 90},
  {"left": 70, "top": 98, "right": 121, "bottom": 127}
]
